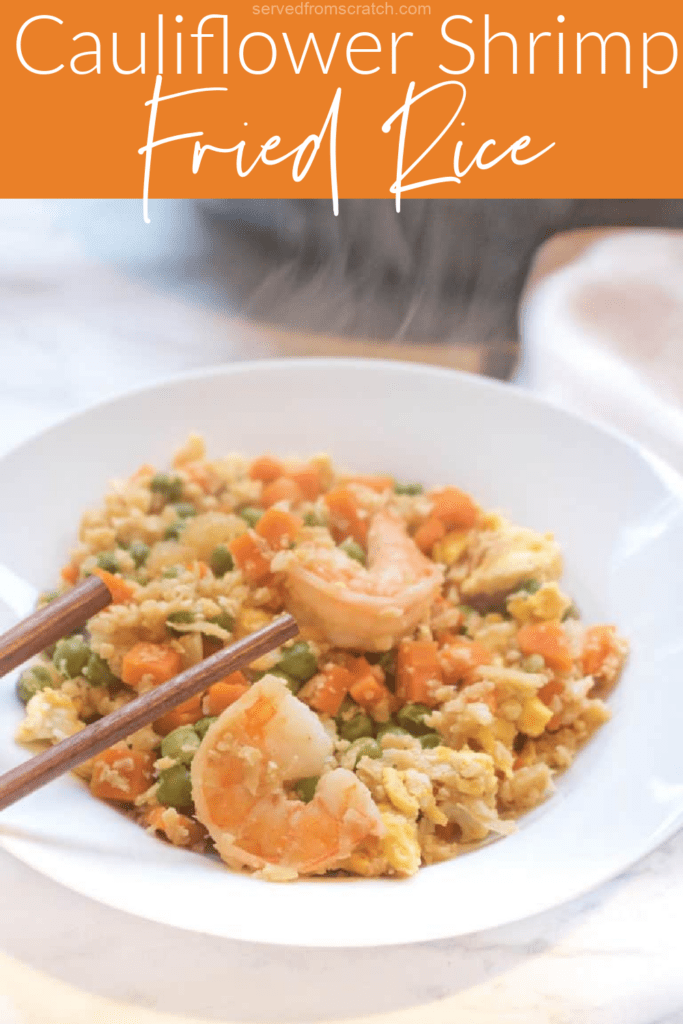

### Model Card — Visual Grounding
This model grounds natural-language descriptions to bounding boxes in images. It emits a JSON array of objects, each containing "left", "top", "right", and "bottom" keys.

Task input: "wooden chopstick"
[
  {"left": 0, "top": 613, "right": 298, "bottom": 812},
  {"left": 0, "top": 576, "right": 112, "bottom": 679}
]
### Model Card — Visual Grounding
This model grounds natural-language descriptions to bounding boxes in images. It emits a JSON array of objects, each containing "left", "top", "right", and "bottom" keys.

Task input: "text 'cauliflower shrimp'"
[
  {"left": 282, "top": 510, "right": 444, "bottom": 651},
  {"left": 191, "top": 675, "right": 384, "bottom": 879}
]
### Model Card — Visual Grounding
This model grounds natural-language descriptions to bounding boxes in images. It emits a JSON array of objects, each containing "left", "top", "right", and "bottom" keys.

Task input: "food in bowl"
[{"left": 14, "top": 435, "right": 628, "bottom": 880}]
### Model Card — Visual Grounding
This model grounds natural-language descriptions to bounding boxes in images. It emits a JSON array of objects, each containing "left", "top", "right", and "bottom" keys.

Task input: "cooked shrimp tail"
[
  {"left": 283, "top": 510, "right": 443, "bottom": 651},
  {"left": 191, "top": 675, "right": 384, "bottom": 878}
]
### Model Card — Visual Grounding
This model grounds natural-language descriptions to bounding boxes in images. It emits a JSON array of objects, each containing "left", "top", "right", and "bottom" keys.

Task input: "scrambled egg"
[
  {"left": 432, "top": 529, "right": 472, "bottom": 566},
  {"left": 380, "top": 807, "right": 422, "bottom": 876},
  {"left": 517, "top": 697, "right": 554, "bottom": 737},
  {"left": 507, "top": 582, "right": 571, "bottom": 623},
  {"left": 15, "top": 689, "right": 85, "bottom": 744},
  {"left": 382, "top": 766, "right": 420, "bottom": 818},
  {"left": 462, "top": 522, "right": 562, "bottom": 598}
]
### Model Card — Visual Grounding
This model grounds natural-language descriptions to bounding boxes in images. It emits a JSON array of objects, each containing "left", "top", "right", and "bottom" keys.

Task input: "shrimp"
[
  {"left": 191, "top": 675, "right": 384, "bottom": 878},
  {"left": 282, "top": 510, "right": 444, "bottom": 651}
]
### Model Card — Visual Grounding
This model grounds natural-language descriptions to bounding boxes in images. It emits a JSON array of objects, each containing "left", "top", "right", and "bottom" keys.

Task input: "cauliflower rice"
[{"left": 15, "top": 435, "right": 628, "bottom": 878}]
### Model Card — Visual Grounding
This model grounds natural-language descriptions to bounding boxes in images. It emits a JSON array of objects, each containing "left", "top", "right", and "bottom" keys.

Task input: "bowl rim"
[{"left": 4, "top": 356, "right": 682, "bottom": 502}]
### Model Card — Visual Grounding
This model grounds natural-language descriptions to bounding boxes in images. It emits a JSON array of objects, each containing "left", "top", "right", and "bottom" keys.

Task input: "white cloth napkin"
[{"left": 520, "top": 230, "right": 683, "bottom": 476}]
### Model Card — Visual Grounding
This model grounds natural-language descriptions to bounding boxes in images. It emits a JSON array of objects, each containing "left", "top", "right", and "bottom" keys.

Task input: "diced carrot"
[
  {"left": 349, "top": 671, "right": 392, "bottom": 714},
  {"left": 324, "top": 487, "right": 368, "bottom": 545},
  {"left": 93, "top": 568, "right": 135, "bottom": 604},
  {"left": 438, "top": 636, "right": 491, "bottom": 684},
  {"left": 153, "top": 693, "right": 204, "bottom": 736},
  {"left": 121, "top": 642, "right": 182, "bottom": 689},
  {"left": 413, "top": 516, "right": 446, "bottom": 554},
  {"left": 433, "top": 628, "right": 458, "bottom": 645},
  {"left": 146, "top": 806, "right": 206, "bottom": 846},
  {"left": 285, "top": 464, "right": 323, "bottom": 500},
  {"left": 308, "top": 665, "right": 353, "bottom": 716},
  {"left": 90, "top": 747, "right": 155, "bottom": 804},
  {"left": 260, "top": 476, "right": 304, "bottom": 508},
  {"left": 581, "top": 625, "right": 617, "bottom": 677},
  {"left": 538, "top": 680, "right": 563, "bottom": 705},
  {"left": 396, "top": 640, "right": 444, "bottom": 706},
  {"left": 204, "top": 673, "right": 250, "bottom": 716},
  {"left": 430, "top": 487, "right": 480, "bottom": 529},
  {"left": 228, "top": 533, "right": 272, "bottom": 585},
  {"left": 517, "top": 622, "right": 573, "bottom": 674},
  {"left": 223, "top": 670, "right": 250, "bottom": 688},
  {"left": 249, "top": 455, "right": 283, "bottom": 484},
  {"left": 346, "top": 655, "right": 375, "bottom": 678},
  {"left": 343, "top": 475, "right": 395, "bottom": 493},
  {"left": 255, "top": 507, "right": 303, "bottom": 549},
  {"left": 60, "top": 563, "right": 79, "bottom": 585}
]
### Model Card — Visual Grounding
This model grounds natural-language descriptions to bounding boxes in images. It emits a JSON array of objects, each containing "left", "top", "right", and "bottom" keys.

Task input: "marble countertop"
[{"left": 0, "top": 200, "right": 681, "bottom": 1024}]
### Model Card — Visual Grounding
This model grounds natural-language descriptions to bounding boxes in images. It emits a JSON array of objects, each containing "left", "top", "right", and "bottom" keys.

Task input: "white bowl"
[{"left": 0, "top": 358, "right": 682, "bottom": 947}]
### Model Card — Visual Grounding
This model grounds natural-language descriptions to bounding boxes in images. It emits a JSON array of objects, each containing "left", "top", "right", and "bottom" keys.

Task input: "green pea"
[
  {"left": 294, "top": 776, "right": 319, "bottom": 803},
  {"left": 167, "top": 609, "right": 195, "bottom": 634},
  {"left": 367, "top": 650, "right": 396, "bottom": 692},
  {"left": 207, "top": 611, "right": 235, "bottom": 633},
  {"left": 209, "top": 545, "right": 234, "bottom": 577},
  {"left": 194, "top": 716, "right": 218, "bottom": 740},
  {"left": 129, "top": 540, "right": 150, "bottom": 568},
  {"left": 268, "top": 668, "right": 302, "bottom": 694},
  {"left": 303, "top": 511, "right": 324, "bottom": 527},
  {"left": 173, "top": 502, "right": 197, "bottom": 518},
  {"left": 340, "top": 538, "right": 366, "bottom": 565},
  {"left": 53, "top": 636, "right": 90, "bottom": 678},
  {"left": 96, "top": 551, "right": 119, "bottom": 574},
  {"left": 521, "top": 653, "right": 546, "bottom": 673},
  {"left": 162, "top": 566, "right": 182, "bottom": 579},
  {"left": 459, "top": 605, "right": 477, "bottom": 635},
  {"left": 518, "top": 579, "right": 541, "bottom": 595},
  {"left": 239, "top": 507, "right": 263, "bottom": 528},
  {"left": 164, "top": 520, "right": 185, "bottom": 541},
  {"left": 562, "top": 602, "right": 580, "bottom": 622},
  {"left": 419, "top": 732, "right": 442, "bottom": 749},
  {"left": 376, "top": 650, "right": 396, "bottom": 677},
  {"left": 347, "top": 737, "right": 382, "bottom": 766},
  {"left": 336, "top": 694, "right": 357, "bottom": 718},
  {"left": 276, "top": 641, "right": 317, "bottom": 682},
  {"left": 83, "top": 652, "right": 118, "bottom": 687},
  {"left": 156, "top": 764, "right": 193, "bottom": 809},
  {"left": 161, "top": 725, "right": 200, "bottom": 764},
  {"left": 16, "top": 665, "right": 54, "bottom": 704},
  {"left": 396, "top": 702, "right": 433, "bottom": 736},
  {"left": 376, "top": 722, "right": 411, "bottom": 742},
  {"left": 38, "top": 590, "right": 59, "bottom": 606},
  {"left": 338, "top": 712, "right": 374, "bottom": 742},
  {"left": 150, "top": 473, "right": 184, "bottom": 503},
  {"left": 394, "top": 482, "right": 423, "bottom": 496}
]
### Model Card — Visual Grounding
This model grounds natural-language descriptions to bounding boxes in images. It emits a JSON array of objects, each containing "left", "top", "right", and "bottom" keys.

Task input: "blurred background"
[{"left": 3, "top": 197, "right": 683, "bottom": 468}]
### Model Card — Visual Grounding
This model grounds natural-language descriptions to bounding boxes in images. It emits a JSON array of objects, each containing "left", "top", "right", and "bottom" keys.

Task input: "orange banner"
[{"left": 1, "top": 1, "right": 682, "bottom": 203}]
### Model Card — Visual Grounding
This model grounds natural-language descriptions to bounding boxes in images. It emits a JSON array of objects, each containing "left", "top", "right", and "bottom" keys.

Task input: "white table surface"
[{"left": 0, "top": 199, "right": 681, "bottom": 1024}]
